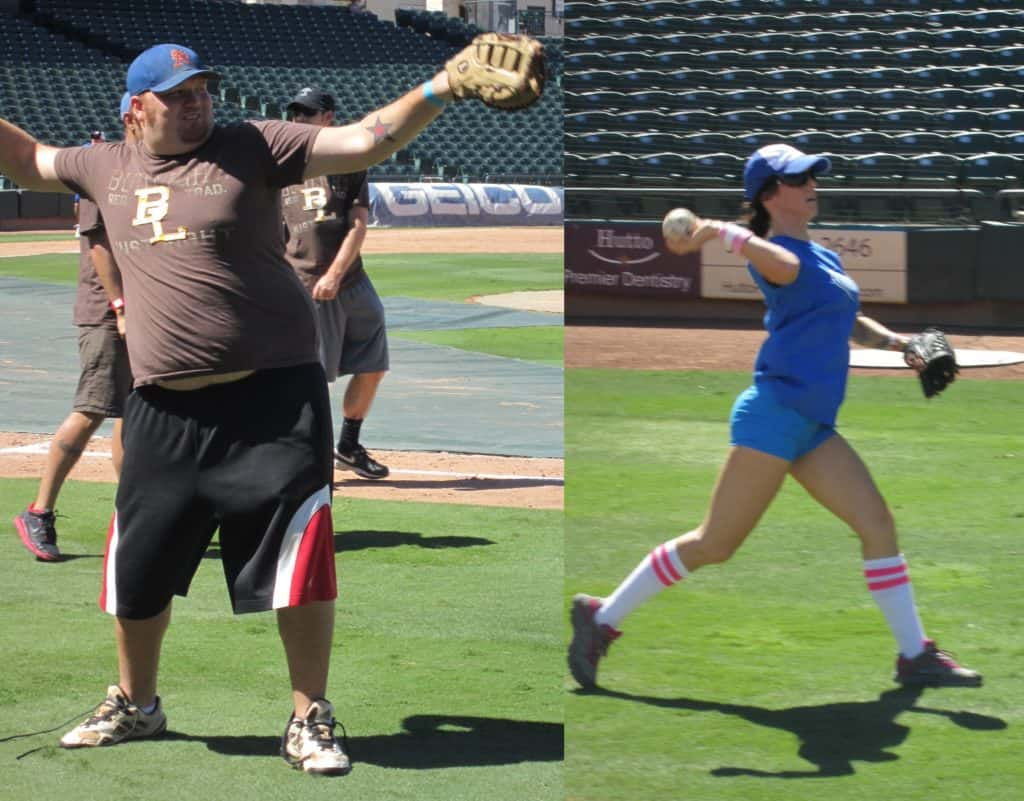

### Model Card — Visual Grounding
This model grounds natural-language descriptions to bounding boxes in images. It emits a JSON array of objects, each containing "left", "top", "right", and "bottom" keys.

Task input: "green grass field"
[
  {"left": 0, "top": 242, "right": 564, "bottom": 797},
  {"left": 0, "top": 232, "right": 71, "bottom": 243},
  {"left": 397, "top": 326, "right": 563, "bottom": 367},
  {"left": 0, "top": 251, "right": 563, "bottom": 365},
  {"left": 566, "top": 370, "right": 1024, "bottom": 801},
  {"left": 0, "top": 479, "right": 562, "bottom": 801}
]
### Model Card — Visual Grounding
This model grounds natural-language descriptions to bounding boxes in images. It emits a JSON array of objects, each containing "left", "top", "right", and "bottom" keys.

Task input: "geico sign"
[{"left": 374, "top": 184, "right": 563, "bottom": 216}]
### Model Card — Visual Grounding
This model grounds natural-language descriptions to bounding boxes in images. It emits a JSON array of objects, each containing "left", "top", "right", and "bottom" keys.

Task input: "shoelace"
[
  {"left": 304, "top": 717, "right": 349, "bottom": 753},
  {"left": 929, "top": 646, "right": 964, "bottom": 668},
  {"left": 27, "top": 510, "right": 62, "bottom": 543},
  {"left": 85, "top": 697, "right": 129, "bottom": 726}
]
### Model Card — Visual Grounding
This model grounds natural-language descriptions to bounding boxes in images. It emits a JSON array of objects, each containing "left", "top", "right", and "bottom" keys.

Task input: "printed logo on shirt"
[
  {"left": 300, "top": 186, "right": 336, "bottom": 223},
  {"left": 132, "top": 186, "right": 188, "bottom": 244}
]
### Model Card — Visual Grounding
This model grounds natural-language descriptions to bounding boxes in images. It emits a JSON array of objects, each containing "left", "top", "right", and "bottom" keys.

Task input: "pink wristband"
[{"left": 718, "top": 223, "right": 753, "bottom": 254}]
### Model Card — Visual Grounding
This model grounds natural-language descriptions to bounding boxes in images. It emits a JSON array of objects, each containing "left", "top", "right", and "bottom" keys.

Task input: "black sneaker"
[
  {"left": 895, "top": 640, "right": 982, "bottom": 687},
  {"left": 13, "top": 507, "right": 61, "bottom": 561},
  {"left": 335, "top": 444, "right": 389, "bottom": 480}
]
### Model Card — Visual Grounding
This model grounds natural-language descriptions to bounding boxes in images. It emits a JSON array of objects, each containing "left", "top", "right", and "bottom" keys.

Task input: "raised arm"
[
  {"left": 850, "top": 313, "right": 909, "bottom": 350},
  {"left": 304, "top": 75, "right": 450, "bottom": 179},
  {"left": 0, "top": 119, "right": 71, "bottom": 193},
  {"left": 304, "top": 33, "right": 545, "bottom": 179}
]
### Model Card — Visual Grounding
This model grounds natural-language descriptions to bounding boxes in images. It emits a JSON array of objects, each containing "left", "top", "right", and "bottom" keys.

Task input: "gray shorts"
[
  {"left": 73, "top": 324, "right": 132, "bottom": 417},
  {"left": 316, "top": 272, "right": 389, "bottom": 383}
]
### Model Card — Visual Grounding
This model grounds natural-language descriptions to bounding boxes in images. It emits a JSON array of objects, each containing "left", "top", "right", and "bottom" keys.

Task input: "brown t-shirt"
[
  {"left": 73, "top": 197, "right": 116, "bottom": 328},
  {"left": 281, "top": 172, "right": 369, "bottom": 292},
  {"left": 55, "top": 122, "right": 320, "bottom": 386}
]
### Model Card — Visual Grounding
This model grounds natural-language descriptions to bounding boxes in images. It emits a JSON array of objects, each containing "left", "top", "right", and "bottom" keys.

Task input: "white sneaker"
[
  {"left": 281, "top": 699, "right": 351, "bottom": 775},
  {"left": 60, "top": 685, "right": 167, "bottom": 748}
]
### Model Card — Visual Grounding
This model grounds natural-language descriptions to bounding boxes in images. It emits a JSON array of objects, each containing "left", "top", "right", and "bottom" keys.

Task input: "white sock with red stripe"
[
  {"left": 864, "top": 554, "right": 927, "bottom": 659},
  {"left": 594, "top": 539, "right": 689, "bottom": 629}
]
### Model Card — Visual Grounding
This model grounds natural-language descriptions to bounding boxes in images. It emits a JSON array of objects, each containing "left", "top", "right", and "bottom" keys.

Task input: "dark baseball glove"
[
  {"left": 445, "top": 33, "right": 546, "bottom": 110},
  {"left": 903, "top": 328, "right": 959, "bottom": 398}
]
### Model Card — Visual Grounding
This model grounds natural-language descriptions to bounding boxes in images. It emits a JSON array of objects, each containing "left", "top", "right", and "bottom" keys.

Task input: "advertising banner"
[
  {"left": 369, "top": 183, "right": 563, "bottom": 227},
  {"left": 564, "top": 221, "right": 701, "bottom": 299},
  {"left": 702, "top": 227, "right": 908, "bottom": 303}
]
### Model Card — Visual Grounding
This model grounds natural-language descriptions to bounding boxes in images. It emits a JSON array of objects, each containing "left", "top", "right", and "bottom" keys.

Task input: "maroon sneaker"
[
  {"left": 568, "top": 594, "right": 622, "bottom": 689},
  {"left": 895, "top": 640, "right": 982, "bottom": 687}
]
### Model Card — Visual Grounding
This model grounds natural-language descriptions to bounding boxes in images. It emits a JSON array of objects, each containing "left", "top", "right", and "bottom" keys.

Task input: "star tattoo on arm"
[{"left": 366, "top": 116, "right": 397, "bottom": 145}]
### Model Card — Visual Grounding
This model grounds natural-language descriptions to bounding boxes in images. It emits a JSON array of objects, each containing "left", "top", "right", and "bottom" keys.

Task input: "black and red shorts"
[{"left": 100, "top": 363, "right": 337, "bottom": 618}]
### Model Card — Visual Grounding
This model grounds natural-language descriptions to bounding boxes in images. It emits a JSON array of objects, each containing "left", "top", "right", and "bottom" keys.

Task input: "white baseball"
[{"left": 662, "top": 207, "right": 697, "bottom": 253}]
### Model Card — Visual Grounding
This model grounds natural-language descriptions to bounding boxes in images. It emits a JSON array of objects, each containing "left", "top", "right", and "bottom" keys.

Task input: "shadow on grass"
[
  {"left": 163, "top": 715, "right": 562, "bottom": 768},
  {"left": 584, "top": 686, "right": 1005, "bottom": 778},
  {"left": 200, "top": 529, "right": 493, "bottom": 560},
  {"left": 333, "top": 529, "right": 494, "bottom": 552},
  {"left": 335, "top": 477, "right": 563, "bottom": 491}
]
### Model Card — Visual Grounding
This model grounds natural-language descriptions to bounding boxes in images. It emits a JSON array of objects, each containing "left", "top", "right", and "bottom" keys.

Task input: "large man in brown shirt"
[{"left": 0, "top": 40, "right": 527, "bottom": 775}]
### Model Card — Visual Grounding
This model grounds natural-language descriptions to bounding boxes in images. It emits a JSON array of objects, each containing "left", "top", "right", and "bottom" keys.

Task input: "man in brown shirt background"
[
  {"left": 283, "top": 86, "right": 390, "bottom": 480},
  {"left": 13, "top": 94, "right": 135, "bottom": 562}
]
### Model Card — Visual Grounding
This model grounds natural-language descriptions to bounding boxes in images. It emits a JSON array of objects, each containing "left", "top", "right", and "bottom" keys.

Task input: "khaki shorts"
[{"left": 73, "top": 324, "right": 132, "bottom": 417}]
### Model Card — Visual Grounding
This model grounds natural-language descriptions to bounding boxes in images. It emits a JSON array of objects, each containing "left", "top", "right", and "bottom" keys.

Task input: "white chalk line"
[{"left": 0, "top": 441, "right": 563, "bottom": 483}]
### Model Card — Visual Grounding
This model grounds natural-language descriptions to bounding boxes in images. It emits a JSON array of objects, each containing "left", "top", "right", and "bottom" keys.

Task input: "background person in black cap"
[{"left": 282, "top": 86, "right": 391, "bottom": 480}]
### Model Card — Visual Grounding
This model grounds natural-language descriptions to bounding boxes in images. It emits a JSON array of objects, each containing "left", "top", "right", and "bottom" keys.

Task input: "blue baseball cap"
[
  {"left": 126, "top": 43, "right": 219, "bottom": 95},
  {"left": 119, "top": 92, "right": 131, "bottom": 117},
  {"left": 743, "top": 144, "right": 830, "bottom": 201}
]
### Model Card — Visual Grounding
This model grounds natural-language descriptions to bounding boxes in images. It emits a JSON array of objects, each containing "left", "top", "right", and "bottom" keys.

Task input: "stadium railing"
[{"left": 565, "top": 186, "right": 991, "bottom": 226}]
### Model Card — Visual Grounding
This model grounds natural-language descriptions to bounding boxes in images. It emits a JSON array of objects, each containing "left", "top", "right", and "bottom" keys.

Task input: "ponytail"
[{"left": 740, "top": 200, "right": 772, "bottom": 238}]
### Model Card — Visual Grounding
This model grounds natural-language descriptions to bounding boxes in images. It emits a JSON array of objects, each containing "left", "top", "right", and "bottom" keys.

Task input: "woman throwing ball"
[{"left": 569, "top": 144, "right": 981, "bottom": 690}]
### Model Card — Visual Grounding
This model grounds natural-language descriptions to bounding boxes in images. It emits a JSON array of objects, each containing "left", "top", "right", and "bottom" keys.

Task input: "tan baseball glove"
[{"left": 445, "top": 33, "right": 546, "bottom": 110}]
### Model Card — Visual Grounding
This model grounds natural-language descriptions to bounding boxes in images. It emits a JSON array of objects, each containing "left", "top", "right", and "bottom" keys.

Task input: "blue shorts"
[{"left": 729, "top": 385, "right": 836, "bottom": 461}]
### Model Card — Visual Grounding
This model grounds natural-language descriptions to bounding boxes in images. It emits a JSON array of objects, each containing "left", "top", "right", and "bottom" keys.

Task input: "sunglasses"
[
  {"left": 777, "top": 170, "right": 819, "bottom": 187},
  {"left": 289, "top": 109, "right": 318, "bottom": 120}
]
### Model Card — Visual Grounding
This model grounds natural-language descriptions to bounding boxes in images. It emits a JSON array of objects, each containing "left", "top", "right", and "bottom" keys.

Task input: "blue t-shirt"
[{"left": 748, "top": 236, "right": 860, "bottom": 426}]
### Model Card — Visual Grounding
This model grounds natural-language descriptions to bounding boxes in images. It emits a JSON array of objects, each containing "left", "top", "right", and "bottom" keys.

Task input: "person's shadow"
[
  {"left": 584, "top": 686, "right": 1006, "bottom": 778},
  {"left": 203, "top": 529, "right": 494, "bottom": 559},
  {"left": 159, "top": 714, "right": 562, "bottom": 768}
]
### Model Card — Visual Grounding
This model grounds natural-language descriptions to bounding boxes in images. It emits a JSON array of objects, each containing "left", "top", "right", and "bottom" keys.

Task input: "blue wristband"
[{"left": 422, "top": 80, "right": 447, "bottom": 108}]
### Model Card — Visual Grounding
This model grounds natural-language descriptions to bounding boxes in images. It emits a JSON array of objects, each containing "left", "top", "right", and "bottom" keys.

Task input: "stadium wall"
[
  {"left": 566, "top": 220, "right": 1024, "bottom": 329},
  {"left": 0, "top": 184, "right": 563, "bottom": 230}
]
